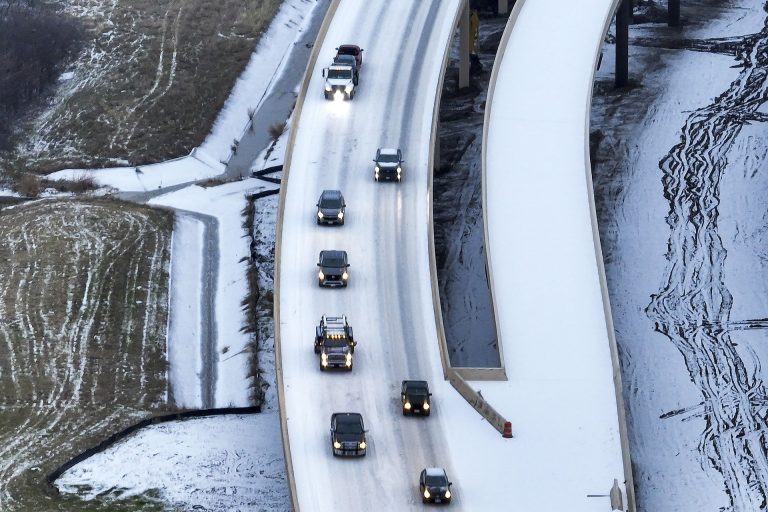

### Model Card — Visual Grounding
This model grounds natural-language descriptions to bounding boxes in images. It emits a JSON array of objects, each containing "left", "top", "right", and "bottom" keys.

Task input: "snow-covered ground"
[
  {"left": 55, "top": 413, "right": 289, "bottom": 511},
  {"left": 592, "top": 2, "right": 768, "bottom": 510}
]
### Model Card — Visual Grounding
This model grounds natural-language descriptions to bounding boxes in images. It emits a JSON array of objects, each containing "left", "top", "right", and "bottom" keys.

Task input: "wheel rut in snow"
[{"left": 646, "top": 6, "right": 768, "bottom": 509}]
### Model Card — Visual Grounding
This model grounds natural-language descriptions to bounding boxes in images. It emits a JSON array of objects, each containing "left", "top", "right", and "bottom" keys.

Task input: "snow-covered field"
[
  {"left": 56, "top": 413, "right": 289, "bottom": 512},
  {"left": 592, "top": 1, "right": 768, "bottom": 509}
]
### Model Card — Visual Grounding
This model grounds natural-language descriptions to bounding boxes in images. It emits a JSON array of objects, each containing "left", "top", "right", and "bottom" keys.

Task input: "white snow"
[
  {"left": 167, "top": 214, "right": 205, "bottom": 408},
  {"left": 55, "top": 413, "right": 288, "bottom": 511},
  {"left": 150, "top": 179, "right": 275, "bottom": 407},
  {"left": 480, "top": 0, "right": 629, "bottom": 510}
]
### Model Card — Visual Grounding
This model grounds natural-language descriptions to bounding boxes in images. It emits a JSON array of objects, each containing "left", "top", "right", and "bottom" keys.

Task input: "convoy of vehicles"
[
  {"left": 322, "top": 45, "right": 364, "bottom": 100},
  {"left": 373, "top": 148, "right": 404, "bottom": 182},
  {"left": 312, "top": 44, "right": 454, "bottom": 504},
  {"left": 314, "top": 315, "right": 356, "bottom": 371}
]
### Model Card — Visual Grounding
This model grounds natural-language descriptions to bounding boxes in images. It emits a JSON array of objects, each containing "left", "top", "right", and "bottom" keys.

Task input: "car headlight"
[
  {"left": 318, "top": 271, "right": 324, "bottom": 279},
  {"left": 445, "top": 490, "right": 451, "bottom": 499},
  {"left": 423, "top": 402, "right": 430, "bottom": 410},
  {"left": 346, "top": 353, "right": 352, "bottom": 362},
  {"left": 423, "top": 490, "right": 430, "bottom": 499},
  {"left": 333, "top": 441, "right": 341, "bottom": 449},
  {"left": 345, "top": 83, "right": 353, "bottom": 92},
  {"left": 397, "top": 166, "right": 402, "bottom": 174},
  {"left": 404, "top": 402, "right": 411, "bottom": 410},
  {"left": 321, "top": 353, "right": 327, "bottom": 361},
  {"left": 342, "top": 271, "right": 348, "bottom": 280},
  {"left": 325, "top": 84, "right": 331, "bottom": 91},
  {"left": 358, "top": 441, "right": 366, "bottom": 449},
  {"left": 337, "top": 211, "right": 344, "bottom": 219},
  {"left": 317, "top": 211, "right": 324, "bottom": 219},
  {"left": 374, "top": 165, "right": 380, "bottom": 173}
]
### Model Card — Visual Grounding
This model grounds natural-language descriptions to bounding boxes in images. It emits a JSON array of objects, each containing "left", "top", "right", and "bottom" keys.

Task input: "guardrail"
[{"left": 272, "top": 1, "right": 341, "bottom": 510}]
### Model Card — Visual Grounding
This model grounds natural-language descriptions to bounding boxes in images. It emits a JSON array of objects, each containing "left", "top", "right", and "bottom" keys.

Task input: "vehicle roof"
[
  {"left": 425, "top": 467, "right": 447, "bottom": 478},
  {"left": 320, "top": 189, "right": 343, "bottom": 199},
  {"left": 332, "top": 412, "right": 363, "bottom": 421},
  {"left": 337, "top": 44, "right": 361, "bottom": 52},
  {"left": 334, "top": 55, "right": 356, "bottom": 63},
  {"left": 378, "top": 148, "right": 400, "bottom": 155},
  {"left": 320, "top": 250, "right": 347, "bottom": 259},
  {"left": 404, "top": 380, "right": 429, "bottom": 389}
]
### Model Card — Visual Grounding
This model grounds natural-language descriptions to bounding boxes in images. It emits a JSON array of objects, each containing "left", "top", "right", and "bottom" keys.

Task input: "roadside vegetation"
[
  {"left": 0, "top": 0, "right": 84, "bottom": 153},
  {"left": 2, "top": 0, "right": 282, "bottom": 180},
  {"left": 0, "top": 199, "right": 173, "bottom": 511}
]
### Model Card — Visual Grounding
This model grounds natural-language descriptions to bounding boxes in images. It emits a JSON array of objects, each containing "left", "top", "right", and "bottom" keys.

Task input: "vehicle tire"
[
  {"left": 314, "top": 344, "right": 320, "bottom": 354},
  {"left": 402, "top": 409, "right": 408, "bottom": 416}
]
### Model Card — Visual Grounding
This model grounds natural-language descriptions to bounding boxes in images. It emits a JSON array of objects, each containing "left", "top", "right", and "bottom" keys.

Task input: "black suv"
[
  {"left": 330, "top": 412, "right": 367, "bottom": 457},
  {"left": 401, "top": 380, "right": 431, "bottom": 416},
  {"left": 420, "top": 467, "right": 452, "bottom": 504},
  {"left": 373, "top": 148, "right": 403, "bottom": 182},
  {"left": 316, "top": 190, "right": 346, "bottom": 226},
  {"left": 317, "top": 250, "right": 349, "bottom": 287}
]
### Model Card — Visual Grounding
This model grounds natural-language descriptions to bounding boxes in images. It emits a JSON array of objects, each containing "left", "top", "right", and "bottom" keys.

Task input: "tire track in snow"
[{"left": 646, "top": 8, "right": 768, "bottom": 510}]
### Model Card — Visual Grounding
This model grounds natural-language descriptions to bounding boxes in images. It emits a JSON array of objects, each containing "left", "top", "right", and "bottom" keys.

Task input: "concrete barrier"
[
  {"left": 449, "top": 373, "right": 509, "bottom": 435},
  {"left": 272, "top": 1, "right": 341, "bottom": 510}
]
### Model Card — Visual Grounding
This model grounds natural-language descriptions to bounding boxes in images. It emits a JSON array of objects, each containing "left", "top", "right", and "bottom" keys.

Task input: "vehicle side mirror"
[
  {"left": 360, "top": 48, "right": 364, "bottom": 52},
  {"left": 317, "top": 263, "right": 321, "bottom": 266},
  {"left": 428, "top": 392, "right": 433, "bottom": 396},
  {"left": 335, "top": 47, "right": 339, "bottom": 50},
  {"left": 322, "top": 68, "right": 327, "bottom": 77}
]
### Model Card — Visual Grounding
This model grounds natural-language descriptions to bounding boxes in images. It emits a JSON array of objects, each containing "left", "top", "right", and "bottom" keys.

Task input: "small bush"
[
  {"left": 268, "top": 121, "right": 286, "bottom": 141},
  {"left": 18, "top": 174, "right": 41, "bottom": 197},
  {"left": 42, "top": 175, "right": 97, "bottom": 193}
]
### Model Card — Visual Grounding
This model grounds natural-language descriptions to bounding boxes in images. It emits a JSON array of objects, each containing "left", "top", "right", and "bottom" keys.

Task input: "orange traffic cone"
[{"left": 502, "top": 421, "right": 512, "bottom": 438}]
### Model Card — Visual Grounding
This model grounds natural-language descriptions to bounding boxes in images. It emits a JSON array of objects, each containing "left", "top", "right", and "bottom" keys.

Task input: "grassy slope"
[
  {"left": 0, "top": 199, "right": 173, "bottom": 511},
  {"left": 12, "top": 0, "right": 282, "bottom": 175}
]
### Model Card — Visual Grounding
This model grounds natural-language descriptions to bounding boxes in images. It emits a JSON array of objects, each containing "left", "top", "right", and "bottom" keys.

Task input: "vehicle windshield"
[
  {"left": 377, "top": 153, "right": 400, "bottom": 164},
  {"left": 407, "top": 383, "right": 428, "bottom": 395},
  {"left": 328, "top": 68, "right": 352, "bottom": 80},
  {"left": 336, "top": 417, "right": 362, "bottom": 434},
  {"left": 338, "top": 47, "right": 357, "bottom": 56},
  {"left": 425, "top": 475, "right": 447, "bottom": 487},
  {"left": 324, "top": 339, "right": 349, "bottom": 349},
  {"left": 321, "top": 254, "right": 345, "bottom": 267},
  {"left": 320, "top": 196, "right": 342, "bottom": 209}
]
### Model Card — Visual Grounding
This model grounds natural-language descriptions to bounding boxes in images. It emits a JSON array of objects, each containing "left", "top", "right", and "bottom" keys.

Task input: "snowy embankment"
[{"left": 46, "top": 0, "right": 320, "bottom": 191}]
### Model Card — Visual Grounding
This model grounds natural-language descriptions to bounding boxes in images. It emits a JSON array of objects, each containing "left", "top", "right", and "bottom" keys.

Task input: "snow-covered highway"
[{"left": 276, "top": 0, "right": 466, "bottom": 509}]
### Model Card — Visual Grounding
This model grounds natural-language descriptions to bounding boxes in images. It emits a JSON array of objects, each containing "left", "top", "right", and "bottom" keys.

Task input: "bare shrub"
[
  {"left": 41, "top": 175, "right": 97, "bottom": 193},
  {"left": 18, "top": 173, "right": 41, "bottom": 197},
  {"left": 268, "top": 121, "right": 286, "bottom": 141}
]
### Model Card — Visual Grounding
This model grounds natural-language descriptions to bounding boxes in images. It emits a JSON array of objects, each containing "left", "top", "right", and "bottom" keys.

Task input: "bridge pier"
[
  {"left": 459, "top": 0, "right": 470, "bottom": 89},
  {"left": 615, "top": 0, "right": 631, "bottom": 88},
  {"left": 668, "top": 0, "right": 680, "bottom": 27}
]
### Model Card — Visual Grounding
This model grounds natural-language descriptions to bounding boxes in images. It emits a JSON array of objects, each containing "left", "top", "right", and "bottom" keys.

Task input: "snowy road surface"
[
  {"left": 480, "top": 0, "right": 631, "bottom": 509},
  {"left": 277, "top": 0, "right": 469, "bottom": 509}
]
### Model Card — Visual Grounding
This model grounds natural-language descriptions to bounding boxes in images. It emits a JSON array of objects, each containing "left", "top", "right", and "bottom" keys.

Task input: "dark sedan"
[{"left": 420, "top": 467, "right": 452, "bottom": 504}]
